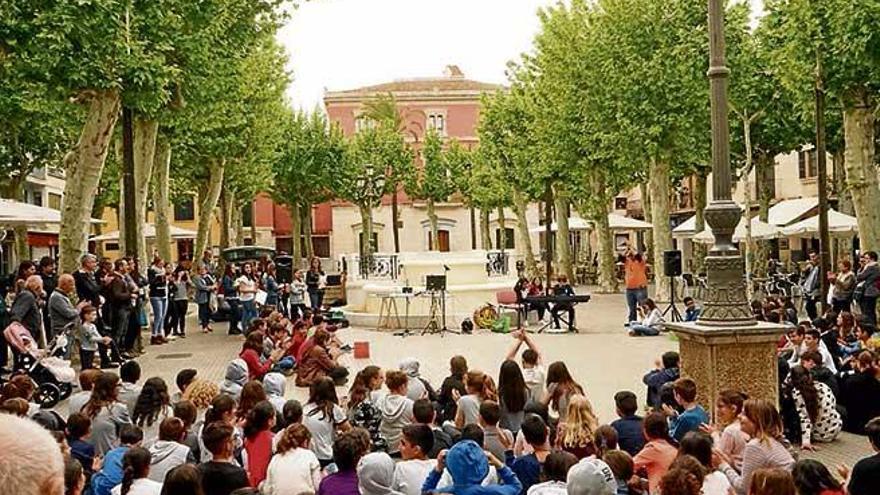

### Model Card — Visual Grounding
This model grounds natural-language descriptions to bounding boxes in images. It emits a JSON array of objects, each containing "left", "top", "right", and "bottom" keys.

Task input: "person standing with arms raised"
[{"left": 623, "top": 244, "right": 649, "bottom": 326}]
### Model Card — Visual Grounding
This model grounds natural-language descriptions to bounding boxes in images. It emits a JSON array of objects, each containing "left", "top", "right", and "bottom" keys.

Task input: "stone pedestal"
[{"left": 666, "top": 321, "right": 787, "bottom": 411}]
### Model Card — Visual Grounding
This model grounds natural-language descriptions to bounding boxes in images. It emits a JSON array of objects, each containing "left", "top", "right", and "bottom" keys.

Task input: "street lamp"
[
  {"left": 698, "top": 0, "right": 755, "bottom": 326},
  {"left": 356, "top": 164, "right": 386, "bottom": 275}
]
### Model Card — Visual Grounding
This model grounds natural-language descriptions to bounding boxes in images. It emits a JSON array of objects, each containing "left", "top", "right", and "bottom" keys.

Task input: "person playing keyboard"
[{"left": 550, "top": 276, "right": 575, "bottom": 332}]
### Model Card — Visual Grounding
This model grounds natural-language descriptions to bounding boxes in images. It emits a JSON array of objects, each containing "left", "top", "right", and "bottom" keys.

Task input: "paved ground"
[{"left": 61, "top": 290, "right": 873, "bottom": 469}]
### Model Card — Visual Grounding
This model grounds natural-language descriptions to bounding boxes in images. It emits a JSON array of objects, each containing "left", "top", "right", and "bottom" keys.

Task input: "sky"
[{"left": 278, "top": 0, "right": 766, "bottom": 111}]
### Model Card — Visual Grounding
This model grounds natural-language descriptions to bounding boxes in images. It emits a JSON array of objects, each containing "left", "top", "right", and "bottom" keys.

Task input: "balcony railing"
[
  {"left": 486, "top": 251, "right": 509, "bottom": 277},
  {"left": 355, "top": 254, "right": 400, "bottom": 280}
]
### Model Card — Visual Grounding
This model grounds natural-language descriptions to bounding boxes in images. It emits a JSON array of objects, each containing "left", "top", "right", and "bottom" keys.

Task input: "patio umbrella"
[
  {"left": 91, "top": 223, "right": 198, "bottom": 242},
  {"left": 693, "top": 216, "right": 781, "bottom": 244},
  {"left": 529, "top": 214, "right": 651, "bottom": 233},
  {"left": 780, "top": 209, "right": 858, "bottom": 237}
]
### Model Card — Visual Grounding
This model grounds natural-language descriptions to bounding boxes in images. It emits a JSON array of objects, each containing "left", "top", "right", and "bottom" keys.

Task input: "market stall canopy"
[
  {"left": 780, "top": 209, "right": 858, "bottom": 237},
  {"left": 692, "top": 217, "right": 782, "bottom": 244},
  {"left": 0, "top": 198, "right": 103, "bottom": 230},
  {"left": 767, "top": 197, "right": 818, "bottom": 226},
  {"left": 529, "top": 214, "right": 652, "bottom": 233},
  {"left": 91, "top": 224, "right": 197, "bottom": 242}
]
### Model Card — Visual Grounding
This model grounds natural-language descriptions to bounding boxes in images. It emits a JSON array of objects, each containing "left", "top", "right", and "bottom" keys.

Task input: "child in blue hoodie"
[
  {"left": 664, "top": 378, "right": 709, "bottom": 443},
  {"left": 90, "top": 424, "right": 143, "bottom": 495},
  {"left": 422, "top": 440, "right": 522, "bottom": 494}
]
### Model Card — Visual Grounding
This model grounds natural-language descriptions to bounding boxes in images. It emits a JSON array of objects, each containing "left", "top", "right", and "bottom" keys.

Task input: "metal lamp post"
[
  {"left": 356, "top": 164, "right": 385, "bottom": 277},
  {"left": 698, "top": 0, "right": 756, "bottom": 326},
  {"left": 665, "top": 0, "right": 785, "bottom": 410}
]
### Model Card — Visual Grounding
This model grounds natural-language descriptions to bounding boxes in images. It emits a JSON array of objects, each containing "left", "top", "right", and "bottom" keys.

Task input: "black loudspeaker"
[
  {"left": 663, "top": 250, "right": 682, "bottom": 277},
  {"left": 426, "top": 275, "right": 447, "bottom": 291}
]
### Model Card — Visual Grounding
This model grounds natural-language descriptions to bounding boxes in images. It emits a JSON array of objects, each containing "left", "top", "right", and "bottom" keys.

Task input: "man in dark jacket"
[
  {"left": 108, "top": 259, "right": 132, "bottom": 351},
  {"left": 38, "top": 256, "right": 57, "bottom": 341},
  {"left": 643, "top": 351, "right": 680, "bottom": 411},
  {"left": 74, "top": 254, "right": 120, "bottom": 368}
]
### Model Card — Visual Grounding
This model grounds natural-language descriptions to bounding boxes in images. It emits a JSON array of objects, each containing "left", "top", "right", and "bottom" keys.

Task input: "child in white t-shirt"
[{"left": 392, "top": 424, "right": 437, "bottom": 495}]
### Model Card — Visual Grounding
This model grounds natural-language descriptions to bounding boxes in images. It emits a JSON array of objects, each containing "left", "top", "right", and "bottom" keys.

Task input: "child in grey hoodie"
[
  {"left": 148, "top": 417, "right": 195, "bottom": 482},
  {"left": 377, "top": 370, "right": 415, "bottom": 455}
]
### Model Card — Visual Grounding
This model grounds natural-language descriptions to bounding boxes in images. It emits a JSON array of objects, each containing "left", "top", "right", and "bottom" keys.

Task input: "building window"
[
  {"left": 242, "top": 202, "right": 253, "bottom": 228},
  {"left": 427, "top": 113, "right": 446, "bottom": 135},
  {"left": 174, "top": 197, "right": 195, "bottom": 221},
  {"left": 312, "top": 236, "right": 331, "bottom": 258},
  {"left": 614, "top": 197, "right": 628, "bottom": 210},
  {"left": 495, "top": 228, "right": 515, "bottom": 250},
  {"left": 176, "top": 239, "right": 193, "bottom": 261},
  {"left": 105, "top": 242, "right": 120, "bottom": 252},
  {"left": 48, "top": 193, "right": 62, "bottom": 210},
  {"left": 798, "top": 149, "right": 818, "bottom": 180},
  {"left": 428, "top": 230, "right": 451, "bottom": 252},
  {"left": 355, "top": 115, "right": 375, "bottom": 133}
]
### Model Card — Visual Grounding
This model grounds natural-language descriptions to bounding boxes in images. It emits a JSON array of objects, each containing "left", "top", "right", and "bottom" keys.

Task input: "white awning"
[
  {"left": 91, "top": 224, "right": 197, "bottom": 242},
  {"left": 0, "top": 198, "right": 103, "bottom": 230},
  {"left": 693, "top": 217, "right": 782, "bottom": 244},
  {"left": 530, "top": 214, "right": 651, "bottom": 233},
  {"left": 768, "top": 197, "right": 818, "bottom": 226},
  {"left": 672, "top": 215, "right": 697, "bottom": 237},
  {"left": 781, "top": 209, "right": 859, "bottom": 237}
]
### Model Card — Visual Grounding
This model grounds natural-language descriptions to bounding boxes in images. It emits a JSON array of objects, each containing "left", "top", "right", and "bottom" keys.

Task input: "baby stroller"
[{"left": 3, "top": 321, "right": 76, "bottom": 408}]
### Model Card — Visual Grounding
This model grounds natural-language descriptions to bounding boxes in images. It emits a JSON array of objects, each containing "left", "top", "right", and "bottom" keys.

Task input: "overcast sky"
[{"left": 278, "top": 0, "right": 766, "bottom": 110}]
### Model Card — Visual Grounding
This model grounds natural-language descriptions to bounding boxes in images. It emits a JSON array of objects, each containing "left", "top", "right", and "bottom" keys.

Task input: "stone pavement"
[{"left": 62, "top": 291, "right": 873, "bottom": 469}]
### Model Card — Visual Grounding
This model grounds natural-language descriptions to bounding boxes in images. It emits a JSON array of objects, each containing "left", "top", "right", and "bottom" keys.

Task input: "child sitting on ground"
[
  {"left": 377, "top": 370, "right": 414, "bottom": 456},
  {"left": 66, "top": 413, "right": 96, "bottom": 490},
  {"left": 392, "top": 424, "right": 437, "bottom": 495},
  {"left": 506, "top": 331, "right": 546, "bottom": 400},
  {"left": 664, "top": 378, "right": 709, "bottom": 443},
  {"left": 643, "top": 351, "right": 680, "bottom": 411},
  {"left": 412, "top": 398, "right": 452, "bottom": 458},
  {"left": 91, "top": 425, "right": 144, "bottom": 495},
  {"left": 505, "top": 414, "right": 551, "bottom": 493},
  {"left": 478, "top": 400, "right": 514, "bottom": 461}
]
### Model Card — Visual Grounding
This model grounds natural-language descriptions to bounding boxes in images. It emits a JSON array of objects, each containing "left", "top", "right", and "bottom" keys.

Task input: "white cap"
[{"left": 567, "top": 458, "right": 617, "bottom": 495}]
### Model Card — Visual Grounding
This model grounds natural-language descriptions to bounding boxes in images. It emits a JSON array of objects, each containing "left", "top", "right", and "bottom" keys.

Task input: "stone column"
[
  {"left": 668, "top": 321, "right": 784, "bottom": 408},
  {"left": 667, "top": 0, "right": 785, "bottom": 412}
]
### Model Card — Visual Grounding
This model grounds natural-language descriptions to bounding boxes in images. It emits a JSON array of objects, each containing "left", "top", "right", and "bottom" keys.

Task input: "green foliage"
[
  {"left": 273, "top": 111, "right": 346, "bottom": 210},
  {"left": 403, "top": 130, "right": 458, "bottom": 204}
]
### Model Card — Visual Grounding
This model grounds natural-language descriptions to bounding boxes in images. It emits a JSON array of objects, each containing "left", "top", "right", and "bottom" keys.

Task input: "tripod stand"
[
  {"left": 662, "top": 275, "right": 683, "bottom": 322},
  {"left": 422, "top": 289, "right": 455, "bottom": 337}
]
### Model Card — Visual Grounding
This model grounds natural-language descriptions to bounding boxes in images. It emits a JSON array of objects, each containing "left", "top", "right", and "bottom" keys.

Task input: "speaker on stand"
[{"left": 662, "top": 250, "right": 683, "bottom": 322}]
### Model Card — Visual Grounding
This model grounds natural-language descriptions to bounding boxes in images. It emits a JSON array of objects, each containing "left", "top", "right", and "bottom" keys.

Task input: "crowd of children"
[{"left": 3, "top": 280, "right": 880, "bottom": 495}]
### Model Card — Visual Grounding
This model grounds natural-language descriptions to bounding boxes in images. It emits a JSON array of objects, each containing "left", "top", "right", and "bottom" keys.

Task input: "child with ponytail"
[{"left": 114, "top": 446, "right": 160, "bottom": 495}]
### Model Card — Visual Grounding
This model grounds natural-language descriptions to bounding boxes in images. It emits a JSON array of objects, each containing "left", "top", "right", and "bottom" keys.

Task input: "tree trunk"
[
  {"left": 640, "top": 182, "right": 654, "bottom": 259},
  {"left": 833, "top": 149, "right": 852, "bottom": 264},
  {"left": 59, "top": 90, "right": 121, "bottom": 273},
  {"left": 301, "top": 204, "right": 314, "bottom": 259},
  {"left": 152, "top": 136, "right": 172, "bottom": 263},
  {"left": 232, "top": 201, "right": 244, "bottom": 246},
  {"left": 512, "top": 190, "right": 537, "bottom": 276},
  {"left": 193, "top": 159, "right": 224, "bottom": 271},
  {"left": 693, "top": 171, "right": 708, "bottom": 274},
  {"left": 391, "top": 185, "right": 400, "bottom": 253},
  {"left": 480, "top": 208, "right": 492, "bottom": 250},
  {"left": 249, "top": 200, "right": 258, "bottom": 245},
  {"left": 427, "top": 199, "right": 439, "bottom": 251},
  {"left": 289, "top": 203, "right": 302, "bottom": 266},
  {"left": 553, "top": 189, "right": 575, "bottom": 283},
  {"left": 359, "top": 204, "right": 374, "bottom": 259},
  {"left": 754, "top": 153, "right": 775, "bottom": 278},
  {"left": 496, "top": 206, "right": 507, "bottom": 252},
  {"left": 648, "top": 158, "right": 672, "bottom": 301},
  {"left": 132, "top": 118, "right": 158, "bottom": 269},
  {"left": 13, "top": 225, "right": 28, "bottom": 264},
  {"left": 843, "top": 93, "right": 880, "bottom": 252},
  {"left": 219, "top": 189, "right": 232, "bottom": 250},
  {"left": 585, "top": 172, "right": 618, "bottom": 293}
]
